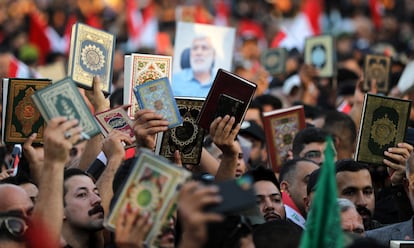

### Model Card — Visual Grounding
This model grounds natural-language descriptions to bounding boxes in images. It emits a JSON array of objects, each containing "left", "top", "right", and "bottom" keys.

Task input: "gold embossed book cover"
[
  {"left": 2, "top": 78, "right": 51, "bottom": 144},
  {"left": 155, "top": 97, "right": 205, "bottom": 165},
  {"left": 68, "top": 22, "right": 115, "bottom": 95},
  {"left": 363, "top": 54, "right": 391, "bottom": 94},
  {"left": 355, "top": 93, "right": 411, "bottom": 165},
  {"left": 262, "top": 105, "right": 306, "bottom": 172},
  {"left": 124, "top": 53, "right": 172, "bottom": 117},
  {"left": 105, "top": 149, "right": 191, "bottom": 247},
  {"left": 31, "top": 77, "right": 101, "bottom": 138}
]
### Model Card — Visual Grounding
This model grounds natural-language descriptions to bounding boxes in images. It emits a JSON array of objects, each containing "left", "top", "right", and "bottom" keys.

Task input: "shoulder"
[{"left": 366, "top": 218, "right": 413, "bottom": 244}]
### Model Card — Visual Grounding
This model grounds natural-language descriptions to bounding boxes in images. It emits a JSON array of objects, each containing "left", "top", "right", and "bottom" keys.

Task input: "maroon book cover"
[
  {"left": 196, "top": 69, "right": 257, "bottom": 130},
  {"left": 262, "top": 105, "right": 306, "bottom": 172}
]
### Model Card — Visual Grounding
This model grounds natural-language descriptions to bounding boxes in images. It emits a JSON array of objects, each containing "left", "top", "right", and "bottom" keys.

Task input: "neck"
[
  {"left": 193, "top": 71, "right": 211, "bottom": 85},
  {"left": 62, "top": 223, "right": 93, "bottom": 248}
]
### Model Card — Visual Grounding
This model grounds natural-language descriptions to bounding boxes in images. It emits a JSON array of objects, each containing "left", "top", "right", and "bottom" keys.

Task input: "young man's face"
[
  {"left": 254, "top": 180, "right": 286, "bottom": 222},
  {"left": 63, "top": 175, "right": 104, "bottom": 231},
  {"left": 190, "top": 37, "right": 215, "bottom": 73},
  {"left": 336, "top": 170, "right": 375, "bottom": 224}
]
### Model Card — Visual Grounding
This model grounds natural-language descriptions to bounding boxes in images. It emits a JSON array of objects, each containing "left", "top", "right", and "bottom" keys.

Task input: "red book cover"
[
  {"left": 196, "top": 69, "right": 256, "bottom": 130},
  {"left": 262, "top": 105, "right": 306, "bottom": 172}
]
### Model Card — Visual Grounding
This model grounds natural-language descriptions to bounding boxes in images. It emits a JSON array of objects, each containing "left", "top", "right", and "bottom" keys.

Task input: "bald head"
[{"left": 0, "top": 184, "right": 33, "bottom": 216}]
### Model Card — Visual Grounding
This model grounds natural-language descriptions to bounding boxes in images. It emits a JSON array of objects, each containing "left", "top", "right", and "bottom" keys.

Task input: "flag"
[
  {"left": 271, "top": 0, "right": 323, "bottom": 51},
  {"left": 283, "top": 192, "right": 306, "bottom": 229},
  {"left": 369, "top": 0, "right": 382, "bottom": 30},
  {"left": 28, "top": 13, "right": 51, "bottom": 64},
  {"left": 299, "top": 137, "right": 343, "bottom": 248}
]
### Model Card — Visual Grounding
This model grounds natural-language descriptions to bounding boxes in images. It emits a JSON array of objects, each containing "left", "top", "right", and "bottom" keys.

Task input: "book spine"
[{"left": 354, "top": 94, "right": 369, "bottom": 161}]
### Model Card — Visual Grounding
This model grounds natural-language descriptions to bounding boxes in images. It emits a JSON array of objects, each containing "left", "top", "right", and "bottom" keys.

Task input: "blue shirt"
[{"left": 172, "top": 68, "right": 213, "bottom": 98}]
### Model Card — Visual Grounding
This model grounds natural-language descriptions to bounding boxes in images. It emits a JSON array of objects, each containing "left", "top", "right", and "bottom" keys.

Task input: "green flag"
[{"left": 299, "top": 136, "right": 343, "bottom": 248}]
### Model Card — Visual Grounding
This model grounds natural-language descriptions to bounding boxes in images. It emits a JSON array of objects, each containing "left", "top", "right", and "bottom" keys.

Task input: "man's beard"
[
  {"left": 191, "top": 56, "right": 214, "bottom": 74},
  {"left": 356, "top": 206, "right": 373, "bottom": 228}
]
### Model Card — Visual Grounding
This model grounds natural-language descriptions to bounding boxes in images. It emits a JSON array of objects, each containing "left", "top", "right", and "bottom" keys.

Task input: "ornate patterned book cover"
[
  {"left": 31, "top": 77, "right": 101, "bottom": 138},
  {"left": 304, "top": 35, "right": 336, "bottom": 78},
  {"left": 68, "top": 22, "right": 115, "bottom": 94},
  {"left": 133, "top": 77, "right": 182, "bottom": 129},
  {"left": 196, "top": 68, "right": 257, "bottom": 130},
  {"left": 95, "top": 106, "right": 136, "bottom": 148},
  {"left": 124, "top": 54, "right": 172, "bottom": 117},
  {"left": 363, "top": 54, "right": 391, "bottom": 94},
  {"left": 3, "top": 78, "right": 51, "bottom": 144},
  {"left": 262, "top": 105, "right": 306, "bottom": 172},
  {"left": 105, "top": 149, "right": 191, "bottom": 247},
  {"left": 155, "top": 97, "right": 205, "bottom": 165},
  {"left": 355, "top": 93, "right": 411, "bottom": 165}
]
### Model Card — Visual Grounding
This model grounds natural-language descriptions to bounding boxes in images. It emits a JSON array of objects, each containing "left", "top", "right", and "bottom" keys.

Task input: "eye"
[
  {"left": 342, "top": 189, "right": 355, "bottom": 196},
  {"left": 77, "top": 192, "right": 87, "bottom": 198},
  {"left": 363, "top": 188, "right": 373, "bottom": 195}
]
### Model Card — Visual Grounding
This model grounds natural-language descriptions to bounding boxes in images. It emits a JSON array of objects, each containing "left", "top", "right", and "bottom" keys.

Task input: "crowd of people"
[{"left": 2, "top": 0, "right": 414, "bottom": 247}]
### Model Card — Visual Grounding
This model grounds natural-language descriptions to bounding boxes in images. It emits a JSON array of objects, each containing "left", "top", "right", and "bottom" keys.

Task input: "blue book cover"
[{"left": 133, "top": 77, "right": 183, "bottom": 129}]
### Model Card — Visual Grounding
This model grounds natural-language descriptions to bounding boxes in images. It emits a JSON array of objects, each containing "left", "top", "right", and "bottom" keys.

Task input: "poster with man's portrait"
[{"left": 172, "top": 21, "right": 236, "bottom": 98}]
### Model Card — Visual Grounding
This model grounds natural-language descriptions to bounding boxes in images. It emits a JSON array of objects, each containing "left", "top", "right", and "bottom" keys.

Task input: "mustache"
[
  {"left": 88, "top": 205, "right": 104, "bottom": 216},
  {"left": 356, "top": 206, "right": 372, "bottom": 218}
]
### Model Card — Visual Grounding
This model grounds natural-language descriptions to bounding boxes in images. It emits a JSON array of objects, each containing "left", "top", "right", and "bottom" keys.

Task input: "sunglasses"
[{"left": 0, "top": 212, "right": 28, "bottom": 240}]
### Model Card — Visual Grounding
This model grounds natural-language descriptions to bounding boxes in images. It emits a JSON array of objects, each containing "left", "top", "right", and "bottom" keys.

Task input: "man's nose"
[{"left": 355, "top": 191, "right": 367, "bottom": 207}]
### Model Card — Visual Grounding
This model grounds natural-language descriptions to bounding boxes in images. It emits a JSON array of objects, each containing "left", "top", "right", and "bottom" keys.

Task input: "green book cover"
[
  {"left": 3, "top": 78, "right": 51, "bottom": 144},
  {"left": 355, "top": 93, "right": 411, "bottom": 165},
  {"left": 31, "top": 77, "right": 101, "bottom": 138}
]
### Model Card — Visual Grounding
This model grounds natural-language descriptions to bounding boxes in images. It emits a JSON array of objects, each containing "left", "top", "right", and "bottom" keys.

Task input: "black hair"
[
  {"left": 245, "top": 166, "right": 280, "bottom": 192},
  {"left": 322, "top": 110, "right": 357, "bottom": 151},
  {"left": 253, "top": 94, "right": 283, "bottom": 111},
  {"left": 292, "top": 127, "right": 329, "bottom": 158},
  {"left": 252, "top": 219, "right": 302, "bottom": 248},
  {"left": 279, "top": 158, "right": 318, "bottom": 183},
  {"left": 335, "top": 159, "right": 370, "bottom": 174},
  {"left": 63, "top": 168, "right": 91, "bottom": 199}
]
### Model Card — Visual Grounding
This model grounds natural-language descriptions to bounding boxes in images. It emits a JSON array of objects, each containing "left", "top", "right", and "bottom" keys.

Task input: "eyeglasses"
[
  {"left": 303, "top": 150, "right": 322, "bottom": 160},
  {"left": 0, "top": 212, "right": 28, "bottom": 240}
]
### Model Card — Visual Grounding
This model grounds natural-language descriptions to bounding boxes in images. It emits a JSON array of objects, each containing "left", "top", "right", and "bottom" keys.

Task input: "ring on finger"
[{"left": 64, "top": 131, "right": 72, "bottom": 139}]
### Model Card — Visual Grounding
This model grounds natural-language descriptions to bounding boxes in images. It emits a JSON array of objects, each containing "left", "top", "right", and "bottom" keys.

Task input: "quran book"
[
  {"left": 262, "top": 105, "right": 306, "bottom": 172},
  {"left": 196, "top": 69, "right": 257, "bottom": 130},
  {"left": 355, "top": 93, "right": 411, "bottom": 165},
  {"left": 124, "top": 53, "right": 172, "bottom": 117},
  {"left": 363, "top": 54, "right": 391, "bottom": 94},
  {"left": 133, "top": 77, "right": 182, "bottom": 129},
  {"left": 95, "top": 106, "right": 136, "bottom": 148},
  {"left": 2, "top": 78, "right": 51, "bottom": 144},
  {"left": 67, "top": 22, "right": 115, "bottom": 95},
  {"left": 261, "top": 48, "right": 287, "bottom": 75},
  {"left": 31, "top": 77, "right": 101, "bottom": 138},
  {"left": 105, "top": 149, "right": 191, "bottom": 247},
  {"left": 304, "top": 35, "right": 336, "bottom": 77},
  {"left": 155, "top": 97, "right": 206, "bottom": 165}
]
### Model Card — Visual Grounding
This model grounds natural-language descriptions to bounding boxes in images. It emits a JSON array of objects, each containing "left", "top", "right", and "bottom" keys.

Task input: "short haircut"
[
  {"left": 292, "top": 127, "right": 328, "bottom": 158},
  {"left": 0, "top": 174, "right": 34, "bottom": 186},
  {"left": 63, "top": 168, "right": 90, "bottom": 197},
  {"left": 279, "top": 158, "right": 317, "bottom": 183},
  {"left": 337, "top": 198, "right": 356, "bottom": 213},
  {"left": 322, "top": 110, "right": 357, "bottom": 150},
  {"left": 335, "top": 159, "right": 369, "bottom": 174},
  {"left": 246, "top": 166, "right": 280, "bottom": 191}
]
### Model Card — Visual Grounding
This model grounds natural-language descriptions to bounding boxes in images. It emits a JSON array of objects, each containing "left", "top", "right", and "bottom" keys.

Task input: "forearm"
[
  {"left": 32, "top": 160, "right": 65, "bottom": 246},
  {"left": 214, "top": 155, "right": 237, "bottom": 182},
  {"left": 96, "top": 156, "right": 124, "bottom": 217},
  {"left": 198, "top": 148, "right": 219, "bottom": 176},
  {"left": 77, "top": 134, "right": 104, "bottom": 171}
]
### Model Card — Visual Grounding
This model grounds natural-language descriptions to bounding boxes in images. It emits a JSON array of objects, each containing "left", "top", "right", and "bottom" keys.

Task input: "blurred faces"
[
  {"left": 63, "top": 175, "right": 104, "bottom": 231},
  {"left": 190, "top": 36, "right": 215, "bottom": 74},
  {"left": 341, "top": 207, "right": 365, "bottom": 236},
  {"left": 254, "top": 180, "right": 286, "bottom": 222},
  {"left": 0, "top": 184, "right": 33, "bottom": 218},
  {"left": 336, "top": 170, "right": 375, "bottom": 225}
]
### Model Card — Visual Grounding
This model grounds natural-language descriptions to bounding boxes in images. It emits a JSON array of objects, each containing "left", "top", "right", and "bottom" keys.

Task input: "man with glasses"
[{"left": 291, "top": 127, "right": 335, "bottom": 166}]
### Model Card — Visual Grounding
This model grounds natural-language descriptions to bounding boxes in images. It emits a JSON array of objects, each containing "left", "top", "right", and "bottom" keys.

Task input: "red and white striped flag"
[
  {"left": 271, "top": 0, "right": 323, "bottom": 52},
  {"left": 8, "top": 55, "right": 40, "bottom": 78},
  {"left": 283, "top": 191, "right": 306, "bottom": 229}
]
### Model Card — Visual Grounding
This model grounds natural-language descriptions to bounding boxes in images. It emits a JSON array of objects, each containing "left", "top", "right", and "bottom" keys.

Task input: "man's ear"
[{"left": 280, "top": 180, "right": 289, "bottom": 193}]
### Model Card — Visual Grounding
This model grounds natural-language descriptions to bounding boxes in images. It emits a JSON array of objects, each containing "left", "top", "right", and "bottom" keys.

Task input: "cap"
[
  {"left": 282, "top": 74, "right": 300, "bottom": 95},
  {"left": 239, "top": 120, "right": 266, "bottom": 143}
]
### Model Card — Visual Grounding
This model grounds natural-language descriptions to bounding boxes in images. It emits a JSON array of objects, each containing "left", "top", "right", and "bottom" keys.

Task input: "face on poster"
[{"left": 172, "top": 21, "right": 236, "bottom": 97}]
